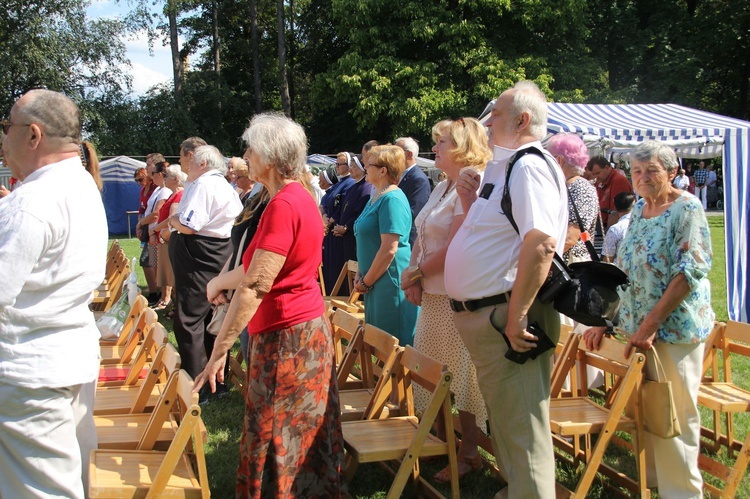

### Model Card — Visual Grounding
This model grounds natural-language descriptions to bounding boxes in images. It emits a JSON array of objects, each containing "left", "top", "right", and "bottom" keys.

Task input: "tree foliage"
[{"left": 5, "top": 0, "right": 747, "bottom": 157}]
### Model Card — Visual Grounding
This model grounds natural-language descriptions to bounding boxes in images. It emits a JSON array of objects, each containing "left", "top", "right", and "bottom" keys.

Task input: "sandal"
[
  {"left": 433, "top": 453, "right": 483, "bottom": 483},
  {"left": 153, "top": 300, "right": 171, "bottom": 311}
]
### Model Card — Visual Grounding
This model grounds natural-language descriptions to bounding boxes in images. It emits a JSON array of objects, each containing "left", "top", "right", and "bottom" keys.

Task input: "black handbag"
[{"left": 503, "top": 147, "right": 629, "bottom": 329}]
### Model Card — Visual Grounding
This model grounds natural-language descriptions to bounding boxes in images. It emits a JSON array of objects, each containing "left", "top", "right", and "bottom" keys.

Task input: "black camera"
[{"left": 496, "top": 322, "right": 555, "bottom": 365}]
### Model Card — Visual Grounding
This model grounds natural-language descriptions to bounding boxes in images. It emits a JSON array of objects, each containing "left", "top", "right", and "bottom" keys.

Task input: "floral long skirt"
[{"left": 236, "top": 315, "right": 345, "bottom": 498}]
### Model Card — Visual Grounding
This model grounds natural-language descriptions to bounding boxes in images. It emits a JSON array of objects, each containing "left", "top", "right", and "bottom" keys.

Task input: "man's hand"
[
  {"left": 504, "top": 317, "right": 539, "bottom": 352},
  {"left": 0, "top": 185, "right": 10, "bottom": 198}
]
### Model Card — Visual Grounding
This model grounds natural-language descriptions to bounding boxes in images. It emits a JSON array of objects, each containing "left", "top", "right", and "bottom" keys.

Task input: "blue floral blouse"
[{"left": 616, "top": 192, "right": 714, "bottom": 344}]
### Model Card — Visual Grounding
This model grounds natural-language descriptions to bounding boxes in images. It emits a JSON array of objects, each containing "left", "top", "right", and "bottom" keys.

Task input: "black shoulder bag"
[{"left": 502, "top": 147, "right": 629, "bottom": 329}]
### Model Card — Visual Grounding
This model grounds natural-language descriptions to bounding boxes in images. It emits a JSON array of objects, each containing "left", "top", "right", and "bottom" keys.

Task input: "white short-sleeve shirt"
[
  {"left": 146, "top": 186, "right": 172, "bottom": 231},
  {"left": 177, "top": 170, "right": 242, "bottom": 238},
  {"left": 444, "top": 142, "right": 568, "bottom": 301},
  {"left": 0, "top": 157, "right": 108, "bottom": 388}
]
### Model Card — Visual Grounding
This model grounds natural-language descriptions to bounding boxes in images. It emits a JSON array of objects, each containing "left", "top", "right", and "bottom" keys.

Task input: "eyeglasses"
[
  {"left": 335, "top": 162, "right": 348, "bottom": 166},
  {"left": 1, "top": 119, "right": 31, "bottom": 135},
  {"left": 135, "top": 177, "right": 147, "bottom": 183}
]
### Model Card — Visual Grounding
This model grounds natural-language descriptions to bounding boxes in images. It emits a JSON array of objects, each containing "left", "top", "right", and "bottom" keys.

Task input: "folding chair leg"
[{"left": 722, "top": 431, "right": 750, "bottom": 498}]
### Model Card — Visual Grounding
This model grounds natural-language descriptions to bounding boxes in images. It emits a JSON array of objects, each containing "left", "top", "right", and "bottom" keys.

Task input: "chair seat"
[
  {"left": 101, "top": 344, "right": 142, "bottom": 362},
  {"left": 339, "top": 389, "right": 396, "bottom": 422},
  {"left": 95, "top": 414, "right": 178, "bottom": 450},
  {"left": 342, "top": 417, "right": 447, "bottom": 462},
  {"left": 94, "top": 385, "right": 162, "bottom": 415},
  {"left": 699, "top": 382, "right": 750, "bottom": 412},
  {"left": 89, "top": 449, "right": 203, "bottom": 498},
  {"left": 550, "top": 397, "right": 636, "bottom": 436}
]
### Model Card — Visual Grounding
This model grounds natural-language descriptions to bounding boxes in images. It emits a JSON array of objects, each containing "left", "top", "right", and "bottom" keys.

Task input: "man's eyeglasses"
[{"left": 1, "top": 119, "right": 31, "bottom": 135}]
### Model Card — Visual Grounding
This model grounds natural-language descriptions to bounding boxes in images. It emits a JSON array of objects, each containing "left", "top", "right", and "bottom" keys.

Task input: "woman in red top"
[
  {"left": 194, "top": 113, "right": 344, "bottom": 498},
  {"left": 150, "top": 164, "right": 187, "bottom": 311}
]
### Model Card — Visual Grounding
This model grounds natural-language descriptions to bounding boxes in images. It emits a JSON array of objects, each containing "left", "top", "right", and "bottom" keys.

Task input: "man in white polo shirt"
[
  {"left": 445, "top": 81, "right": 567, "bottom": 498},
  {"left": 169, "top": 143, "right": 242, "bottom": 398},
  {"left": 0, "top": 89, "right": 108, "bottom": 498}
]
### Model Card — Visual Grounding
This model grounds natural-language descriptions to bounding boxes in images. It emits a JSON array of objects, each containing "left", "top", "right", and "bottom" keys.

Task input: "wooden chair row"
[
  {"left": 91, "top": 294, "right": 210, "bottom": 497},
  {"left": 92, "top": 240, "right": 131, "bottom": 313}
]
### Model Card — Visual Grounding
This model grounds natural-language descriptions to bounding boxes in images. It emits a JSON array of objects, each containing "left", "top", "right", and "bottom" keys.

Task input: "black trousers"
[{"left": 169, "top": 233, "right": 233, "bottom": 379}]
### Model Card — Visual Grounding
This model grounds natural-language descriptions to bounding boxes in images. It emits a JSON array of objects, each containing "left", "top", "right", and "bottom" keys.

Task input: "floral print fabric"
[
  {"left": 236, "top": 315, "right": 345, "bottom": 498},
  {"left": 616, "top": 192, "right": 714, "bottom": 344}
]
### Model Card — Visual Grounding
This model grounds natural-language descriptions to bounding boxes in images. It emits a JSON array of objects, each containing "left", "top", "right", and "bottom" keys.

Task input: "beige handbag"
[{"left": 640, "top": 348, "right": 682, "bottom": 438}]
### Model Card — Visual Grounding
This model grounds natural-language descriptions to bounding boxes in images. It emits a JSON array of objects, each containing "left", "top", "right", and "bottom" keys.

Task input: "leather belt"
[{"left": 449, "top": 292, "right": 510, "bottom": 313}]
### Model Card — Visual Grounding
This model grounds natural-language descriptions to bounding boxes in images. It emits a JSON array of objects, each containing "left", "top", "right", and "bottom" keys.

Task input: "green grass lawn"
[{"left": 112, "top": 215, "right": 747, "bottom": 497}]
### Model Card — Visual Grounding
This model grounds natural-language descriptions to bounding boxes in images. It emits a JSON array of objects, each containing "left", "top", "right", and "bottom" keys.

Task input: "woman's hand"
[
  {"left": 206, "top": 277, "right": 227, "bottom": 304},
  {"left": 193, "top": 353, "right": 227, "bottom": 395},
  {"left": 331, "top": 224, "right": 347, "bottom": 237},
  {"left": 159, "top": 228, "right": 171, "bottom": 242},
  {"left": 624, "top": 316, "right": 659, "bottom": 359},
  {"left": 582, "top": 327, "right": 607, "bottom": 351},
  {"left": 404, "top": 282, "right": 422, "bottom": 306}
]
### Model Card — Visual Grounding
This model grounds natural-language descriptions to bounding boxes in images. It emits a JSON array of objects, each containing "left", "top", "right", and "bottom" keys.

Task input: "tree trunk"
[
  {"left": 277, "top": 0, "right": 291, "bottom": 117},
  {"left": 168, "top": 0, "right": 183, "bottom": 102},
  {"left": 287, "top": 0, "right": 295, "bottom": 119},
  {"left": 251, "top": 0, "right": 262, "bottom": 113},
  {"left": 212, "top": 0, "right": 220, "bottom": 74}
]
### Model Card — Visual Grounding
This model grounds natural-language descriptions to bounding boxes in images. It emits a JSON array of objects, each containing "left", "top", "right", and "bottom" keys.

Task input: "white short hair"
[
  {"left": 193, "top": 145, "right": 227, "bottom": 174},
  {"left": 395, "top": 137, "right": 419, "bottom": 159},
  {"left": 509, "top": 80, "right": 548, "bottom": 140},
  {"left": 242, "top": 112, "right": 307, "bottom": 179}
]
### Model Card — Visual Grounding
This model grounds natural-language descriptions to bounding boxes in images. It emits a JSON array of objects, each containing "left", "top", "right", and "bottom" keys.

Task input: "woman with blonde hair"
[
  {"left": 402, "top": 117, "right": 491, "bottom": 482},
  {"left": 353, "top": 145, "right": 418, "bottom": 345}
]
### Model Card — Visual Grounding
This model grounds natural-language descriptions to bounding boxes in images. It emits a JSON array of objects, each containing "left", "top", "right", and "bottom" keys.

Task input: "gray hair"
[
  {"left": 631, "top": 141, "right": 679, "bottom": 175},
  {"left": 395, "top": 137, "right": 419, "bottom": 160},
  {"left": 193, "top": 145, "right": 227, "bottom": 174},
  {"left": 180, "top": 136, "right": 207, "bottom": 155},
  {"left": 165, "top": 164, "right": 187, "bottom": 186},
  {"left": 509, "top": 80, "right": 548, "bottom": 140},
  {"left": 241, "top": 112, "right": 307, "bottom": 179},
  {"left": 17, "top": 89, "right": 80, "bottom": 144}
]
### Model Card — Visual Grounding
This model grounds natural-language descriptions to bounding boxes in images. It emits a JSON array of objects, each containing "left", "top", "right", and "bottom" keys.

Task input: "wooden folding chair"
[
  {"left": 549, "top": 333, "right": 648, "bottom": 498},
  {"left": 222, "top": 349, "right": 245, "bottom": 395},
  {"left": 92, "top": 247, "right": 130, "bottom": 313},
  {"left": 89, "top": 370, "right": 210, "bottom": 498},
  {"left": 331, "top": 308, "right": 364, "bottom": 367},
  {"left": 338, "top": 323, "right": 401, "bottom": 421},
  {"left": 100, "top": 308, "right": 158, "bottom": 365},
  {"left": 98, "top": 321, "right": 167, "bottom": 387},
  {"left": 342, "top": 345, "right": 459, "bottom": 499},
  {"left": 99, "top": 295, "right": 148, "bottom": 347},
  {"left": 697, "top": 320, "right": 750, "bottom": 497},
  {"left": 325, "top": 260, "right": 364, "bottom": 313},
  {"left": 94, "top": 343, "right": 181, "bottom": 415}
]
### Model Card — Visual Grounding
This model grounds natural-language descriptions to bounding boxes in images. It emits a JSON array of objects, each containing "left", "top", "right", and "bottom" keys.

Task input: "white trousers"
[
  {"left": 694, "top": 185, "right": 707, "bottom": 209},
  {"left": 0, "top": 380, "right": 97, "bottom": 499},
  {"left": 645, "top": 342, "right": 704, "bottom": 499}
]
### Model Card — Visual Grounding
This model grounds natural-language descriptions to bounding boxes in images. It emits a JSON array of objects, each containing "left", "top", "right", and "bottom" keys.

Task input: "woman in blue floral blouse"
[{"left": 584, "top": 141, "right": 713, "bottom": 498}]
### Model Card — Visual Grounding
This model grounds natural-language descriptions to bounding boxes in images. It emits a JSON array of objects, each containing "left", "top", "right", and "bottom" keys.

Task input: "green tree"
[{"left": 0, "top": 0, "right": 131, "bottom": 115}]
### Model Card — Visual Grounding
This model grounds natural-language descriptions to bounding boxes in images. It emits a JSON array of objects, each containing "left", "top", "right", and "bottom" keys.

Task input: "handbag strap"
[
  {"left": 564, "top": 179, "right": 600, "bottom": 262},
  {"left": 645, "top": 348, "right": 668, "bottom": 382},
  {"left": 226, "top": 228, "right": 250, "bottom": 301}
]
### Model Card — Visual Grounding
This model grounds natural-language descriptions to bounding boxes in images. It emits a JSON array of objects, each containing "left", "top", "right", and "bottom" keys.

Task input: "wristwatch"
[{"left": 405, "top": 265, "right": 424, "bottom": 282}]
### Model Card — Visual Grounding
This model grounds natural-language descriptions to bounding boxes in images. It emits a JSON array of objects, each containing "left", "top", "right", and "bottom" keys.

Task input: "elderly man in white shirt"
[
  {"left": 0, "top": 89, "right": 108, "bottom": 498},
  {"left": 169, "top": 142, "right": 242, "bottom": 395},
  {"left": 445, "top": 81, "right": 567, "bottom": 498}
]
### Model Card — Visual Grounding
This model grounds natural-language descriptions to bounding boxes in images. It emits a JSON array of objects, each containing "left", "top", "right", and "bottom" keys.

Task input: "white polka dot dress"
[{"left": 413, "top": 292, "right": 488, "bottom": 432}]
